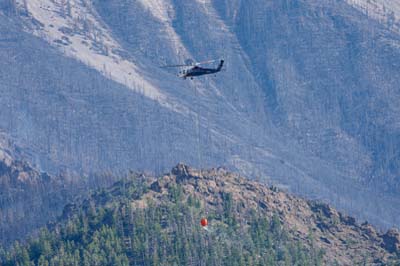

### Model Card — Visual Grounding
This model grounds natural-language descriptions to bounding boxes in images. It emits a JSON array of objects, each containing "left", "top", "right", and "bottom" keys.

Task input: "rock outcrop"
[{"left": 143, "top": 164, "right": 400, "bottom": 265}]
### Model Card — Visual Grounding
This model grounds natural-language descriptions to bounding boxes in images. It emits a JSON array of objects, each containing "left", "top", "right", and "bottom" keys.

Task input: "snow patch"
[
  {"left": 137, "top": 0, "right": 170, "bottom": 22},
  {"left": 195, "top": 0, "right": 212, "bottom": 5},
  {"left": 16, "top": 0, "right": 177, "bottom": 110},
  {"left": 346, "top": 0, "right": 400, "bottom": 31}
]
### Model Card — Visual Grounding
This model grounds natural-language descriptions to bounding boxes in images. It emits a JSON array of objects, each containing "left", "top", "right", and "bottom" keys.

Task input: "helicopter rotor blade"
[
  {"left": 161, "top": 64, "right": 192, "bottom": 68},
  {"left": 161, "top": 58, "right": 222, "bottom": 68},
  {"left": 194, "top": 59, "right": 218, "bottom": 66}
]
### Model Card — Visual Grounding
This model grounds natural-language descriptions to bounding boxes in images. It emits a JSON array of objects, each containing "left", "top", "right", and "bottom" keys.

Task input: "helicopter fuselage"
[
  {"left": 181, "top": 67, "right": 218, "bottom": 78},
  {"left": 180, "top": 60, "right": 224, "bottom": 79}
]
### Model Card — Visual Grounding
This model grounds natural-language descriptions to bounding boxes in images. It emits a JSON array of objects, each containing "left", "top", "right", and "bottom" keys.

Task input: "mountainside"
[
  {"left": 1, "top": 164, "right": 399, "bottom": 265},
  {"left": 1, "top": 0, "right": 400, "bottom": 231}
]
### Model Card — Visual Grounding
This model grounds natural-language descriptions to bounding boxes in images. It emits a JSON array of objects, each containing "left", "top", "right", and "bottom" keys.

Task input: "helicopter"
[{"left": 162, "top": 59, "right": 224, "bottom": 79}]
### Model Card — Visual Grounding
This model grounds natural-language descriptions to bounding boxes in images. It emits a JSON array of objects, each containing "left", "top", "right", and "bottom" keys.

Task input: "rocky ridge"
[{"left": 142, "top": 164, "right": 400, "bottom": 265}]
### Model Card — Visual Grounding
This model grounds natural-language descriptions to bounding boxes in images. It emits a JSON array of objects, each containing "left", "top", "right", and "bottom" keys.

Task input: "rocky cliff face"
[{"left": 0, "top": 0, "right": 399, "bottom": 230}]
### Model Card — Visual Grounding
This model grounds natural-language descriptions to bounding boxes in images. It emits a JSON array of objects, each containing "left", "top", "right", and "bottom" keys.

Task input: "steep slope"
[
  {"left": 212, "top": 0, "right": 400, "bottom": 184},
  {"left": 1, "top": 0, "right": 400, "bottom": 231},
  {"left": 1, "top": 165, "right": 399, "bottom": 265},
  {"left": 14, "top": 0, "right": 170, "bottom": 106}
]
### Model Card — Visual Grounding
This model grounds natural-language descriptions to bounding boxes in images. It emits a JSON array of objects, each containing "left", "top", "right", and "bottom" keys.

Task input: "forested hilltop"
[{"left": 1, "top": 164, "right": 399, "bottom": 265}]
